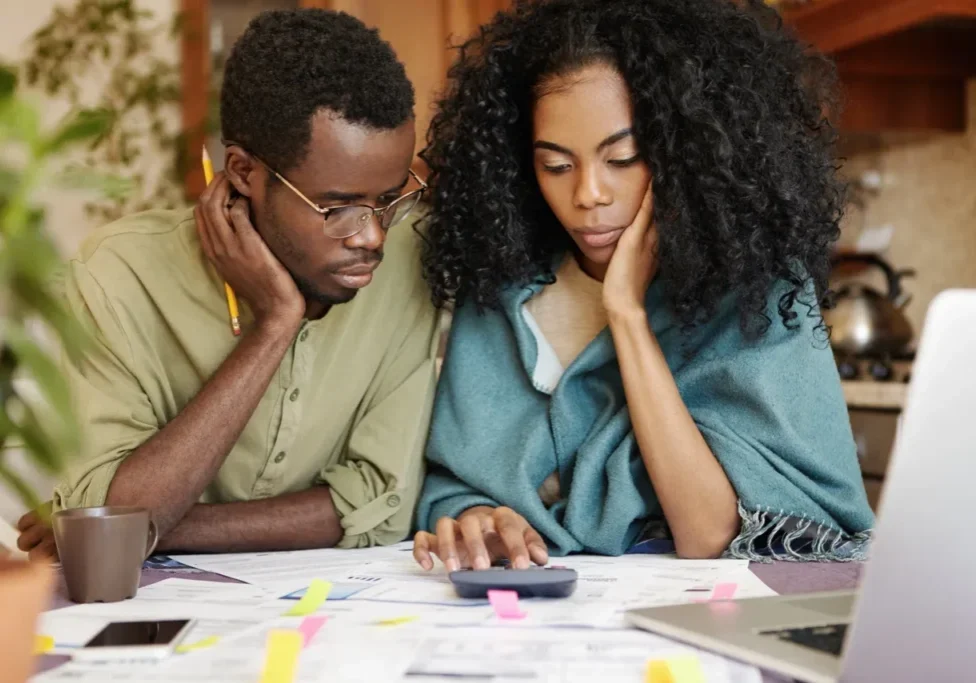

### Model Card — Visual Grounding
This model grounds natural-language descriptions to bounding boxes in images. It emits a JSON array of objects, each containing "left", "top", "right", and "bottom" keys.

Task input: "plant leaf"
[
  {"left": 55, "top": 165, "right": 134, "bottom": 201},
  {"left": 0, "top": 97, "right": 40, "bottom": 145},
  {"left": 0, "top": 459, "right": 42, "bottom": 513},
  {"left": 0, "top": 64, "right": 16, "bottom": 100},
  {"left": 3, "top": 325, "right": 75, "bottom": 427},
  {"left": 43, "top": 107, "right": 113, "bottom": 154}
]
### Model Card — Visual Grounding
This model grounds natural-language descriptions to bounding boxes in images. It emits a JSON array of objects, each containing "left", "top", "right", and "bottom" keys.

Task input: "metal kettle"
[{"left": 824, "top": 254, "right": 915, "bottom": 357}]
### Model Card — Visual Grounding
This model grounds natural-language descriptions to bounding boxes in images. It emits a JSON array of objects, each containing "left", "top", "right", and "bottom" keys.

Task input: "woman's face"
[{"left": 532, "top": 63, "right": 652, "bottom": 274}]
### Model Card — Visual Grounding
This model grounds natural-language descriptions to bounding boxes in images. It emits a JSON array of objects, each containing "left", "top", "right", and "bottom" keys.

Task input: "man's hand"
[
  {"left": 16, "top": 509, "right": 58, "bottom": 563},
  {"left": 413, "top": 506, "right": 549, "bottom": 572},
  {"left": 194, "top": 172, "right": 305, "bottom": 329}
]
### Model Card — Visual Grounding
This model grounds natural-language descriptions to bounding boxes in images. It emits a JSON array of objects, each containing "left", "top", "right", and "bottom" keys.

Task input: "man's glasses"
[{"left": 224, "top": 141, "right": 427, "bottom": 239}]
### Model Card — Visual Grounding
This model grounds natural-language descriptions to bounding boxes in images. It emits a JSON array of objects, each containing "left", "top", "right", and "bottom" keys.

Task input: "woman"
[{"left": 413, "top": 0, "right": 873, "bottom": 569}]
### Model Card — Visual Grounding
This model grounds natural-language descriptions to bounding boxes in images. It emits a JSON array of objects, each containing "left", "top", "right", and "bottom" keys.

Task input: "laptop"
[{"left": 626, "top": 289, "right": 976, "bottom": 683}]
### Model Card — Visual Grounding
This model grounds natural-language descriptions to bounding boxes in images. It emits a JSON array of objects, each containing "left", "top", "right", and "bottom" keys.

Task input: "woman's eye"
[
  {"left": 543, "top": 164, "right": 572, "bottom": 174},
  {"left": 378, "top": 195, "right": 400, "bottom": 207},
  {"left": 608, "top": 156, "right": 640, "bottom": 168}
]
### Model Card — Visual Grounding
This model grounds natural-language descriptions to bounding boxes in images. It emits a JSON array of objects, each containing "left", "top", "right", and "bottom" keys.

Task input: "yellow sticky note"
[
  {"left": 260, "top": 630, "right": 303, "bottom": 683},
  {"left": 284, "top": 579, "right": 332, "bottom": 617},
  {"left": 646, "top": 656, "right": 705, "bottom": 683},
  {"left": 176, "top": 635, "right": 221, "bottom": 653},
  {"left": 377, "top": 616, "right": 419, "bottom": 627},
  {"left": 34, "top": 635, "right": 55, "bottom": 655},
  {"left": 646, "top": 659, "right": 674, "bottom": 683}
]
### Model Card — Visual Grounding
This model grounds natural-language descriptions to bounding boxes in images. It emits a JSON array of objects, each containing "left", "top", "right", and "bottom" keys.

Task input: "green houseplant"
[
  {"left": 0, "top": 62, "right": 117, "bottom": 683},
  {"left": 21, "top": 0, "right": 190, "bottom": 224}
]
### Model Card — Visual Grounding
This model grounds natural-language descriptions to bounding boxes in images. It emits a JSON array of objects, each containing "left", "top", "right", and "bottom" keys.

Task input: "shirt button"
[
  {"left": 274, "top": 451, "right": 286, "bottom": 464},
  {"left": 300, "top": 329, "right": 309, "bottom": 342},
  {"left": 387, "top": 494, "right": 401, "bottom": 508},
  {"left": 289, "top": 389, "right": 300, "bottom": 402}
]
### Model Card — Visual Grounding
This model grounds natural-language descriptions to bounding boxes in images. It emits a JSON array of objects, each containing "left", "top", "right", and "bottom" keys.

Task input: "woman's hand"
[
  {"left": 413, "top": 506, "right": 549, "bottom": 571},
  {"left": 602, "top": 186, "right": 658, "bottom": 316}
]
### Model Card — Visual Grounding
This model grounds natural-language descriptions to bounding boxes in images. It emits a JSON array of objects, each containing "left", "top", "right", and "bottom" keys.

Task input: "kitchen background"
[{"left": 1, "top": 0, "right": 975, "bottom": 520}]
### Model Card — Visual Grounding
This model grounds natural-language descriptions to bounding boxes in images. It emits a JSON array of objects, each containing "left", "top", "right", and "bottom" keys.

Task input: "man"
[{"left": 17, "top": 9, "right": 437, "bottom": 560}]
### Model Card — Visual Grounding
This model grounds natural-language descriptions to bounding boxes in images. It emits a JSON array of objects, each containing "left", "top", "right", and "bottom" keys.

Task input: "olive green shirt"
[{"left": 53, "top": 209, "right": 439, "bottom": 548}]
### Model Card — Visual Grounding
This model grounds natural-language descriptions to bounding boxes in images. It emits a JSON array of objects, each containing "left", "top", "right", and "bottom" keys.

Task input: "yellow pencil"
[{"left": 202, "top": 145, "right": 242, "bottom": 336}]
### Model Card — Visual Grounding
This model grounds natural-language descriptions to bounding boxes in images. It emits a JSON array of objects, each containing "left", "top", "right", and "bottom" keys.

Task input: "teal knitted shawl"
[{"left": 417, "top": 276, "right": 874, "bottom": 561}]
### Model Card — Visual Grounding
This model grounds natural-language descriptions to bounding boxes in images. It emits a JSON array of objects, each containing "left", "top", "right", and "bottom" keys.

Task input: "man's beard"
[{"left": 290, "top": 268, "right": 355, "bottom": 307}]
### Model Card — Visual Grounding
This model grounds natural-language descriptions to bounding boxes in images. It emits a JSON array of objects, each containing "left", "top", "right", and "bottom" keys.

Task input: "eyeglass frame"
[{"left": 222, "top": 140, "right": 428, "bottom": 239}]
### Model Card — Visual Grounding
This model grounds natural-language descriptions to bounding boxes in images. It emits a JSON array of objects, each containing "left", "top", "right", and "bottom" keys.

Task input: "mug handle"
[{"left": 145, "top": 519, "right": 159, "bottom": 560}]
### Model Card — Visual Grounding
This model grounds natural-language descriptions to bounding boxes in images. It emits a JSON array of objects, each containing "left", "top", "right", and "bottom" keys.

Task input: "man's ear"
[{"left": 224, "top": 146, "right": 258, "bottom": 198}]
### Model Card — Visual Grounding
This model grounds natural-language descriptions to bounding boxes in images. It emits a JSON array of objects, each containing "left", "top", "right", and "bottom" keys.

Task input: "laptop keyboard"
[{"left": 759, "top": 623, "right": 848, "bottom": 656}]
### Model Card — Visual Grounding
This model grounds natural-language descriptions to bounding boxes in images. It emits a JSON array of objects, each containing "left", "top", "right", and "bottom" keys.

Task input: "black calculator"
[{"left": 448, "top": 566, "right": 578, "bottom": 598}]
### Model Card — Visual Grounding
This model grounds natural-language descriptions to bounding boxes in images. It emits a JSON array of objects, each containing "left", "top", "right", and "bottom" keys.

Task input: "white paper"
[
  {"left": 405, "top": 625, "right": 762, "bottom": 683},
  {"left": 134, "top": 577, "right": 302, "bottom": 602},
  {"left": 172, "top": 541, "right": 415, "bottom": 587},
  {"left": 34, "top": 548, "right": 773, "bottom": 682},
  {"left": 35, "top": 613, "right": 110, "bottom": 653},
  {"left": 35, "top": 619, "right": 423, "bottom": 683}
]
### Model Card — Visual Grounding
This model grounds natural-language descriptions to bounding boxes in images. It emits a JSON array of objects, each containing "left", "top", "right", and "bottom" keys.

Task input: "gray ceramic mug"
[{"left": 52, "top": 506, "right": 159, "bottom": 603}]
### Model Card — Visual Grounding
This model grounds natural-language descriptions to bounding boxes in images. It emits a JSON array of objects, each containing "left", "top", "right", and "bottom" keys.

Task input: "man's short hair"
[{"left": 220, "top": 9, "right": 415, "bottom": 173}]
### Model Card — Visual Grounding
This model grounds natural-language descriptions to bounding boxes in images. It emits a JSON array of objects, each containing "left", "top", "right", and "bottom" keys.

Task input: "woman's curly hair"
[{"left": 419, "top": 0, "right": 844, "bottom": 335}]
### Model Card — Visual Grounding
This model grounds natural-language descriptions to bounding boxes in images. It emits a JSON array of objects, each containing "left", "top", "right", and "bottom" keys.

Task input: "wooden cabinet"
[
  {"left": 780, "top": 0, "right": 976, "bottom": 132},
  {"left": 180, "top": 0, "right": 511, "bottom": 199}
]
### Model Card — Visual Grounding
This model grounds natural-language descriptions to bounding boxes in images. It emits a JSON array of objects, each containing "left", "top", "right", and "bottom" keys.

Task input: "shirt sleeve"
[
  {"left": 317, "top": 296, "right": 439, "bottom": 548},
  {"left": 52, "top": 260, "right": 159, "bottom": 511}
]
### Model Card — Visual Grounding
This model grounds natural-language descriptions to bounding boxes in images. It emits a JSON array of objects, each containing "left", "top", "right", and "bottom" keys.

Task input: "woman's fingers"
[
  {"left": 523, "top": 527, "right": 550, "bottom": 566},
  {"left": 413, "top": 509, "right": 548, "bottom": 573},
  {"left": 629, "top": 184, "right": 654, "bottom": 237},
  {"left": 435, "top": 516, "right": 463, "bottom": 572},
  {"left": 412, "top": 530, "right": 436, "bottom": 570},
  {"left": 459, "top": 513, "right": 491, "bottom": 570},
  {"left": 494, "top": 509, "right": 531, "bottom": 569}
]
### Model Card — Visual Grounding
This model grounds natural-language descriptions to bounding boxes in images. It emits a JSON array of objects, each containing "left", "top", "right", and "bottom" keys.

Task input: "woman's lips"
[{"left": 577, "top": 228, "right": 625, "bottom": 248}]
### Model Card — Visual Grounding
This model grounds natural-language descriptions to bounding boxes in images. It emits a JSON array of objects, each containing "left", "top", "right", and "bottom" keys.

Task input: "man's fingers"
[
  {"left": 412, "top": 531, "right": 435, "bottom": 571},
  {"left": 28, "top": 537, "right": 57, "bottom": 563},
  {"left": 202, "top": 174, "right": 235, "bottom": 254},
  {"left": 458, "top": 514, "right": 491, "bottom": 570},
  {"left": 16, "top": 509, "right": 39, "bottom": 531},
  {"left": 198, "top": 167, "right": 219, "bottom": 204},
  {"left": 16, "top": 523, "right": 49, "bottom": 552},
  {"left": 524, "top": 527, "right": 549, "bottom": 566},
  {"left": 494, "top": 512, "right": 531, "bottom": 569},
  {"left": 194, "top": 205, "right": 216, "bottom": 263},
  {"left": 435, "top": 517, "right": 462, "bottom": 572},
  {"left": 228, "top": 198, "right": 262, "bottom": 252}
]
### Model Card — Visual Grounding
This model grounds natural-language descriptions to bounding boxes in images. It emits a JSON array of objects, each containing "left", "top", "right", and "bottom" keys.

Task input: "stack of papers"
[{"left": 34, "top": 543, "right": 776, "bottom": 682}]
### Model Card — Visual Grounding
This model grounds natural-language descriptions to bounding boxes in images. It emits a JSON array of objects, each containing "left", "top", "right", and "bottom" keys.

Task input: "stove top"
[{"left": 835, "top": 353, "right": 913, "bottom": 383}]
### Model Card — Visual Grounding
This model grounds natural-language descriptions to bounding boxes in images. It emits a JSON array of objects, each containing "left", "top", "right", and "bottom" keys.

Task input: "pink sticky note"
[
  {"left": 692, "top": 583, "right": 739, "bottom": 604},
  {"left": 487, "top": 589, "right": 527, "bottom": 620},
  {"left": 710, "top": 583, "right": 738, "bottom": 601},
  {"left": 297, "top": 615, "right": 328, "bottom": 647}
]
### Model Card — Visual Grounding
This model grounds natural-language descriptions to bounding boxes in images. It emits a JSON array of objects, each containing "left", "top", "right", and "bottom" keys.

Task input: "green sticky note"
[
  {"left": 176, "top": 635, "right": 220, "bottom": 653},
  {"left": 284, "top": 579, "right": 332, "bottom": 617}
]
